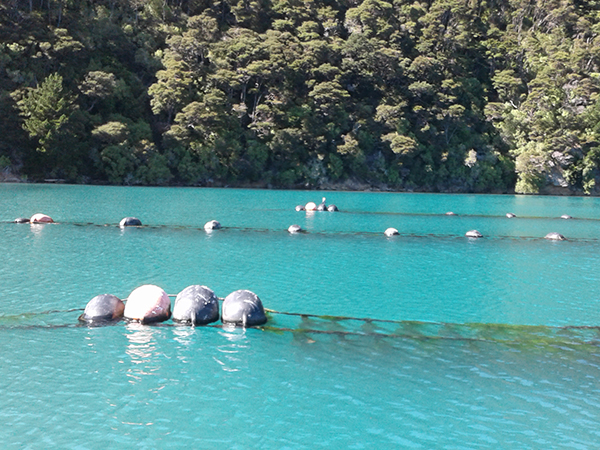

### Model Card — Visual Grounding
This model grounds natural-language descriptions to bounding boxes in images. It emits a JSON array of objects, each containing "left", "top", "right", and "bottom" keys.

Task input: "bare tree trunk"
[{"left": 57, "top": 0, "right": 62, "bottom": 27}]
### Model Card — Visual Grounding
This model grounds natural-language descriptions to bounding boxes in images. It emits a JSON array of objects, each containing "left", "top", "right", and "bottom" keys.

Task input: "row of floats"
[
  {"left": 16, "top": 207, "right": 571, "bottom": 240},
  {"left": 79, "top": 284, "right": 268, "bottom": 327}
]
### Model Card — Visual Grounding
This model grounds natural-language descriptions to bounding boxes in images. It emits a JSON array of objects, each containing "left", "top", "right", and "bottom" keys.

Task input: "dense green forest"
[{"left": 1, "top": 0, "right": 600, "bottom": 194}]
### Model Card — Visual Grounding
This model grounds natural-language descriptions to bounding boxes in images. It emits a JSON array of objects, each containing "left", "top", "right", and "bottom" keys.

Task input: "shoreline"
[{"left": 0, "top": 173, "right": 585, "bottom": 196}]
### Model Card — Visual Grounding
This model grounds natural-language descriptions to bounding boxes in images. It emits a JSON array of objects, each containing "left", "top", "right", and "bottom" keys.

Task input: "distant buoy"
[
  {"left": 384, "top": 228, "right": 399, "bottom": 236},
  {"left": 465, "top": 230, "right": 482, "bottom": 238},
  {"left": 204, "top": 220, "right": 221, "bottom": 231},
  {"left": 506, "top": 213, "right": 516, "bottom": 218},
  {"left": 120, "top": 217, "right": 142, "bottom": 227},
  {"left": 295, "top": 205, "right": 305, "bottom": 211},
  {"left": 172, "top": 285, "right": 219, "bottom": 325},
  {"left": 14, "top": 217, "right": 30, "bottom": 224},
  {"left": 316, "top": 197, "right": 327, "bottom": 211},
  {"left": 305, "top": 202, "right": 317, "bottom": 211},
  {"left": 545, "top": 232, "right": 566, "bottom": 241},
  {"left": 327, "top": 205, "right": 338, "bottom": 212},
  {"left": 288, "top": 224, "right": 303, "bottom": 234},
  {"left": 30, "top": 213, "right": 53, "bottom": 223},
  {"left": 561, "top": 215, "right": 572, "bottom": 220},
  {"left": 79, "top": 294, "right": 124, "bottom": 324},
  {"left": 445, "top": 212, "right": 456, "bottom": 216},
  {"left": 222, "top": 290, "right": 267, "bottom": 327},
  {"left": 124, "top": 284, "right": 171, "bottom": 324}
]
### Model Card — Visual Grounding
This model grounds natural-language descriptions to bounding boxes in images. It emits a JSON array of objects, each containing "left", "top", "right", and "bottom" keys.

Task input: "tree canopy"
[{"left": 1, "top": 0, "right": 600, "bottom": 194}]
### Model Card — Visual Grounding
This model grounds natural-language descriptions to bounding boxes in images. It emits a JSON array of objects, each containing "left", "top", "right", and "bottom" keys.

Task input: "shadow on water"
[{"left": 4, "top": 306, "right": 598, "bottom": 352}]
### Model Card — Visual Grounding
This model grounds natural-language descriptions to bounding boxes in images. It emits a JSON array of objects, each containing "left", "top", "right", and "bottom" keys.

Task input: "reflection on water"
[
  {"left": 125, "top": 324, "right": 161, "bottom": 383},
  {"left": 213, "top": 325, "right": 250, "bottom": 372}
]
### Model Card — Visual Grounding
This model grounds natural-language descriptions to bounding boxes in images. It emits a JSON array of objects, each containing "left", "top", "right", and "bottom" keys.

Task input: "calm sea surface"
[{"left": 1, "top": 184, "right": 600, "bottom": 449}]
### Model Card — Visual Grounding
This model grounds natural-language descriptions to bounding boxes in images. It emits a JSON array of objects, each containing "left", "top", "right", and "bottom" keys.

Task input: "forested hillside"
[{"left": 1, "top": 0, "right": 600, "bottom": 193}]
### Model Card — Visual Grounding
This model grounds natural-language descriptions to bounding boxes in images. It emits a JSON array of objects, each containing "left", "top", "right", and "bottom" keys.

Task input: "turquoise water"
[{"left": 1, "top": 185, "right": 600, "bottom": 448}]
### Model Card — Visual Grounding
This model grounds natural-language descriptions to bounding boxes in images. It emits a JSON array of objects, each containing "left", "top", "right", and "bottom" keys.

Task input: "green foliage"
[
  {"left": 2, "top": 0, "right": 600, "bottom": 192},
  {"left": 14, "top": 73, "right": 76, "bottom": 154}
]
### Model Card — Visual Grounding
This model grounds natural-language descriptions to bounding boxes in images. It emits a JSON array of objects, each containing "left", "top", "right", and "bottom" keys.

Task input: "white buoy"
[
  {"left": 204, "top": 220, "right": 221, "bottom": 231},
  {"left": 124, "top": 285, "right": 171, "bottom": 324},
  {"left": 305, "top": 202, "right": 317, "bottom": 211},
  {"left": 288, "top": 224, "right": 303, "bottom": 234},
  {"left": 545, "top": 232, "right": 566, "bottom": 241},
  {"left": 465, "top": 230, "right": 483, "bottom": 238},
  {"left": 506, "top": 213, "right": 516, "bottom": 218},
  {"left": 560, "top": 215, "right": 572, "bottom": 220},
  {"left": 30, "top": 213, "right": 53, "bottom": 223},
  {"left": 384, "top": 228, "right": 399, "bottom": 236}
]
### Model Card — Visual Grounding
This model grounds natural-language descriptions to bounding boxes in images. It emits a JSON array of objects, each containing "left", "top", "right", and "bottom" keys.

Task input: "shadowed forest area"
[{"left": 1, "top": 0, "right": 600, "bottom": 194}]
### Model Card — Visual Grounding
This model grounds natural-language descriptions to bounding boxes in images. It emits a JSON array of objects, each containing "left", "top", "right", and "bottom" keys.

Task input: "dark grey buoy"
[
  {"left": 288, "top": 224, "right": 303, "bottom": 234},
  {"left": 120, "top": 217, "right": 142, "bottom": 227},
  {"left": 327, "top": 204, "right": 338, "bottom": 212},
  {"left": 204, "top": 220, "right": 221, "bottom": 231},
  {"left": 384, "top": 227, "right": 399, "bottom": 236},
  {"left": 222, "top": 290, "right": 267, "bottom": 327},
  {"left": 79, "top": 294, "right": 125, "bottom": 324},
  {"left": 316, "top": 197, "right": 327, "bottom": 211},
  {"left": 172, "top": 285, "right": 219, "bottom": 325},
  {"left": 14, "top": 217, "right": 30, "bottom": 223},
  {"left": 561, "top": 215, "right": 572, "bottom": 220},
  {"left": 545, "top": 232, "right": 566, "bottom": 241},
  {"left": 295, "top": 205, "right": 305, "bottom": 211},
  {"left": 506, "top": 213, "right": 516, "bottom": 218},
  {"left": 465, "top": 230, "right": 483, "bottom": 238}
]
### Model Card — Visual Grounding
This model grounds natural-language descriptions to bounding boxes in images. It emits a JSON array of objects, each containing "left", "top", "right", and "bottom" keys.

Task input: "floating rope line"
[
  {"left": 1, "top": 221, "right": 594, "bottom": 242},
  {"left": 1, "top": 305, "right": 600, "bottom": 347}
]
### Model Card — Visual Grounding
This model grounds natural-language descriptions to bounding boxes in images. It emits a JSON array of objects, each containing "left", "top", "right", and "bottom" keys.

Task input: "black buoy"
[
  {"left": 79, "top": 294, "right": 125, "bottom": 324},
  {"left": 172, "top": 285, "right": 220, "bottom": 325},
  {"left": 316, "top": 197, "right": 327, "bottom": 211},
  {"left": 222, "top": 290, "right": 267, "bottom": 327}
]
